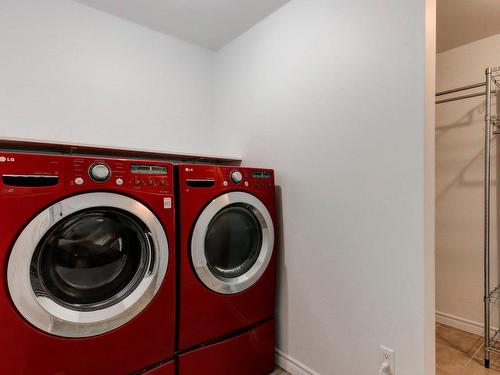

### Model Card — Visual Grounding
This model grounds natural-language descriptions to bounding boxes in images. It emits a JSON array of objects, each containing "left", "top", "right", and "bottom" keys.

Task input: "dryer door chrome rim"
[
  {"left": 7, "top": 192, "right": 168, "bottom": 338},
  {"left": 191, "top": 191, "right": 274, "bottom": 294}
]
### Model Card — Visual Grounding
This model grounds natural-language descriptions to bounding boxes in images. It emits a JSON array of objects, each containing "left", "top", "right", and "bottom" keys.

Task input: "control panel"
[
  {"left": 221, "top": 168, "right": 273, "bottom": 190},
  {"left": 68, "top": 157, "right": 171, "bottom": 193},
  {"left": 0, "top": 152, "right": 173, "bottom": 196},
  {"left": 182, "top": 165, "right": 274, "bottom": 192}
]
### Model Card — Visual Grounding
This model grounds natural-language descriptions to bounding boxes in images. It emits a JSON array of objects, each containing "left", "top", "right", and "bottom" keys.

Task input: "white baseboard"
[
  {"left": 436, "top": 311, "right": 497, "bottom": 337},
  {"left": 275, "top": 349, "right": 320, "bottom": 375},
  {"left": 274, "top": 314, "right": 493, "bottom": 375}
]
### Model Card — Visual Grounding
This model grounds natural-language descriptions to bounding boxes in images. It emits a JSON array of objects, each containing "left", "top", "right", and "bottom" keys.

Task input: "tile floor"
[{"left": 437, "top": 323, "right": 500, "bottom": 374}]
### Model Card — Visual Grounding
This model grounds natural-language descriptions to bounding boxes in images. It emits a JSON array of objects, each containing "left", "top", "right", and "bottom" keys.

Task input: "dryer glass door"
[
  {"left": 31, "top": 208, "right": 151, "bottom": 311},
  {"left": 191, "top": 192, "right": 274, "bottom": 294},
  {"left": 204, "top": 204, "right": 262, "bottom": 279},
  {"left": 7, "top": 192, "right": 169, "bottom": 338}
]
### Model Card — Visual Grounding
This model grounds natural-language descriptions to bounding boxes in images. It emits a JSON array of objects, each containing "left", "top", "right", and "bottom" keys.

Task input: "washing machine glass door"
[
  {"left": 7, "top": 192, "right": 168, "bottom": 338},
  {"left": 191, "top": 192, "right": 274, "bottom": 294}
]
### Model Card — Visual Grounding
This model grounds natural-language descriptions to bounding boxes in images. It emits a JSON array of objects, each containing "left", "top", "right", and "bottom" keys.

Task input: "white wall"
[
  {"left": 0, "top": 0, "right": 217, "bottom": 156},
  {"left": 436, "top": 34, "right": 500, "bottom": 334},
  {"left": 214, "top": 1, "right": 434, "bottom": 374},
  {"left": 0, "top": 1, "right": 436, "bottom": 373}
]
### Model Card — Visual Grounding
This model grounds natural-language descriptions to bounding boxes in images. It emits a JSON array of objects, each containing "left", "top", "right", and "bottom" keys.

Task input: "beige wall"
[{"left": 436, "top": 33, "right": 500, "bottom": 333}]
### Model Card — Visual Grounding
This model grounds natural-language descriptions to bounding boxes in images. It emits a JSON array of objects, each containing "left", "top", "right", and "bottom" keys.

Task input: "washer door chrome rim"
[
  {"left": 191, "top": 191, "right": 274, "bottom": 294},
  {"left": 7, "top": 192, "right": 168, "bottom": 338}
]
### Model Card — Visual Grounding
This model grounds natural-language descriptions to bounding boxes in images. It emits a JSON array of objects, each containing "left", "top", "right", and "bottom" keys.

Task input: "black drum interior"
[
  {"left": 204, "top": 203, "right": 262, "bottom": 279},
  {"left": 30, "top": 208, "right": 152, "bottom": 311}
]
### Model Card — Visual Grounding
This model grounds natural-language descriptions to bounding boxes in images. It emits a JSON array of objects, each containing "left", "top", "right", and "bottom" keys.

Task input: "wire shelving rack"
[{"left": 484, "top": 66, "right": 500, "bottom": 368}]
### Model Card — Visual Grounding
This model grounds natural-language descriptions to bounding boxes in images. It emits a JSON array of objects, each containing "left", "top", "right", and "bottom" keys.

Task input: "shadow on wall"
[
  {"left": 435, "top": 100, "right": 492, "bottom": 203},
  {"left": 274, "top": 185, "right": 288, "bottom": 352},
  {"left": 435, "top": 146, "right": 487, "bottom": 203},
  {"left": 435, "top": 101, "right": 484, "bottom": 141},
  {"left": 437, "top": 91, "right": 500, "bottom": 316}
]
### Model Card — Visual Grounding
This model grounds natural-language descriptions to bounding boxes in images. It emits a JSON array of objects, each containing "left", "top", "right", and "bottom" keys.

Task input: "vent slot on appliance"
[
  {"left": 186, "top": 179, "right": 215, "bottom": 188},
  {"left": 2, "top": 175, "right": 59, "bottom": 187}
]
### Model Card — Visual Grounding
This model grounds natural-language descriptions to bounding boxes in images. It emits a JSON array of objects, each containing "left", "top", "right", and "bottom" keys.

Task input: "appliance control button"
[
  {"left": 74, "top": 177, "right": 84, "bottom": 185},
  {"left": 244, "top": 181, "right": 249, "bottom": 187},
  {"left": 230, "top": 170, "right": 243, "bottom": 184},
  {"left": 147, "top": 178, "right": 154, "bottom": 185},
  {"left": 115, "top": 178, "right": 124, "bottom": 186},
  {"left": 133, "top": 178, "right": 141, "bottom": 186},
  {"left": 159, "top": 179, "right": 167, "bottom": 186},
  {"left": 223, "top": 181, "right": 228, "bottom": 187},
  {"left": 89, "top": 163, "right": 111, "bottom": 182}
]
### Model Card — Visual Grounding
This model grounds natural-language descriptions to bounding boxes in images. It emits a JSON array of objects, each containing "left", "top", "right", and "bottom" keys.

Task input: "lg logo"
[
  {"left": 185, "top": 167, "right": 194, "bottom": 172},
  {"left": 0, "top": 156, "right": 15, "bottom": 162}
]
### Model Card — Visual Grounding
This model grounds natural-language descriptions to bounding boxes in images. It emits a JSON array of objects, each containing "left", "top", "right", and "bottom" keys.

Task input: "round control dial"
[
  {"left": 230, "top": 170, "right": 243, "bottom": 184},
  {"left": 89, "top": 163, "right": 111, "bottom": 182}
]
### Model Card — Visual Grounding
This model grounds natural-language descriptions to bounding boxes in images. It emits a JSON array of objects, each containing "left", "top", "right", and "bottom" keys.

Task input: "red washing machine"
[
  {"left": 0, "top": 152, "right": 176, "bottom": 375},
  {"left": 176, "top": 164, "right": 277, "bottom": 375}
]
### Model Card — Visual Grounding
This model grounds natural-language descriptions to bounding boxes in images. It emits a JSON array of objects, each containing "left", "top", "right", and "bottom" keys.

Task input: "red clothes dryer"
[
  {"left": 176, "top": 164, "right": 277, "bottom": 374},
  {"left": 0, "top": 152, "right": 176, "bottom": 375}
]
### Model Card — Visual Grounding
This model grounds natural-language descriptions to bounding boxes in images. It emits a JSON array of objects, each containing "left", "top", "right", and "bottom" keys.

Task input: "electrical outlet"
[{"left": 379, "top": 345, "right": 395, "bottom": 374}]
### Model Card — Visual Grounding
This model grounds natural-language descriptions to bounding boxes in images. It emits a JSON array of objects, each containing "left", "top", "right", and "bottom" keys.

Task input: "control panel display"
[
  {"left": 252, "top": 171, "right": 272, "bottom": 179},
  {"left": 131, "top": 164, "right": 167, "bottom": 175}
]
